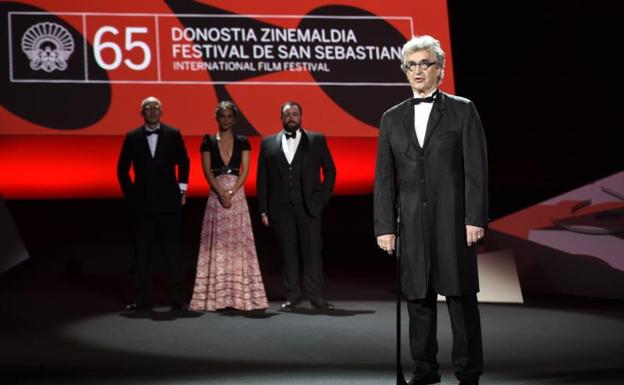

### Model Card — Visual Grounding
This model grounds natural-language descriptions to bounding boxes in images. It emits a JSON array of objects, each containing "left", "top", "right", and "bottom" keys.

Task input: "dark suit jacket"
[
  {"left": 374, "top": 92, "right": 488, "bottom": 299},
  {"left": 257, "top": 130, "right": 336, "bottom": 221},
  {"left": 117, "top": 124, "right": 190, "bottom": 214}
]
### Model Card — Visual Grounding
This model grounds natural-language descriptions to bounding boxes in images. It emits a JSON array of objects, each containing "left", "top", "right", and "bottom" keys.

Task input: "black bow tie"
[
  {"left": 412, "top": 96, "right": 435, "bottom": 105},
  {"left": 284, "top": 131, "right": 297, "bottom": 139},
  {"left": 145, "top": 129, "right": 160, "bottom": 136}
]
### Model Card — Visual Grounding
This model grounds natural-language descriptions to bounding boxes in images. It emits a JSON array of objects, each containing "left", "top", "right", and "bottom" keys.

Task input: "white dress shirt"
[
  {"left": 145, "top": 124, "right": 187, "bottom": 192},
  {"left": 413, "top": 89, "right": 438, "bottom": 147},
  {"left": 281, "top": 129, "right": 301, "bottom": 164},
  {"left": 145, "top": 124, "right": 160, "bottom": 158}
]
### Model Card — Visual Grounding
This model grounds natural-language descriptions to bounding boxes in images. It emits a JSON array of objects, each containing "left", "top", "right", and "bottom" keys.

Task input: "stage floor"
[{"left": 1, "top": 270, "right": 623, "bottom": 385}]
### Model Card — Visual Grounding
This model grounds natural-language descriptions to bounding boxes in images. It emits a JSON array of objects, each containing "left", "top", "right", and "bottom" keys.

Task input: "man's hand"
[
  {"left": 466, "top": 225, "right": 485, "bottom": 247},
  {"left": 377, "top": 234, "right": 396, "bottom": 255},
  {"left": 181, "top": 192, "right": 187, "bottom": 206},
  {"left": 260, "top": 213, "right": 269, "bottom": 226}
]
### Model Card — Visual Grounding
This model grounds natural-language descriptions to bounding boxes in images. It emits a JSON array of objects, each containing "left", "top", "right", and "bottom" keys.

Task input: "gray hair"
[{"left": 401, "top": 35, "right": 445, "bottom": 82}]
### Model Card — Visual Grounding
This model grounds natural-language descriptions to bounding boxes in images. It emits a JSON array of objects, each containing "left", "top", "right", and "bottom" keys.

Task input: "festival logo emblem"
[{"left": 21, "top": 22, "right": 74, "bottom": 73}]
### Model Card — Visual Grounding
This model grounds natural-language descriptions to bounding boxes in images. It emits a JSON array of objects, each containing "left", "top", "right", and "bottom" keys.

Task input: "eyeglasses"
[
  {"left": 281, "top": 112, "right": 300, "bottom": 118},
  {"left": 403, "top": 61, "right": 438, "bottom": 72},
  {"left": 143, "top": 105, "right": 161, "bottom": 111}
]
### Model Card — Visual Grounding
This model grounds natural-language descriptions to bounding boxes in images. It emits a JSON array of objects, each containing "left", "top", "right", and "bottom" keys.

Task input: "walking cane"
[{"left": 395, "top": 211, "right": 408, "bottom": 385}]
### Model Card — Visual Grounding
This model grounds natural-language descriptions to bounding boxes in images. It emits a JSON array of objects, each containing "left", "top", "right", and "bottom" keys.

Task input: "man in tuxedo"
[
  {"left": 374, "top": 36, "right": 488, "bottom": 385},
  {"left": 257, "top": 101, "right": 336, "bottom": 311},
  {"left": 117, "top": 96, "right": 190, "bottom": 311}
]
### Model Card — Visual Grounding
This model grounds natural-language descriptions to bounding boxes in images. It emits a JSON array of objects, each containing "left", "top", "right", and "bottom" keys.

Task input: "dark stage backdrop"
[{"left": 447, "top": 1, "right": 621, "bottom": 218}]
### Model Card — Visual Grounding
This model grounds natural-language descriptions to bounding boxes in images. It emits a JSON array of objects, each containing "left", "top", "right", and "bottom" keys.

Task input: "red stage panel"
[
  {"left": 0, "top": 136, "right": 376, "bottom": 199},
  {"left": 1, "top": 0, "right": 453, "bottom": 198}
]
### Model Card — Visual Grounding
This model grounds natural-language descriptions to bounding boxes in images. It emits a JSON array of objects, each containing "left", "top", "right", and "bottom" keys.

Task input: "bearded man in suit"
[
  {"left": 374, "top": 35, "right": 488, "bottom": 385},
  {"left": 257, "top": 101, "right": 336, "bottom": 311},
  {"left": 117, "top": 96, "right": 190, "bottom": 311}
]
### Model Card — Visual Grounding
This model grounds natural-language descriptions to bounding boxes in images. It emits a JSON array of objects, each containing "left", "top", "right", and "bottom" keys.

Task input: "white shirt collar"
[{"left": 283, "top": 128, "right": 300, "bottom": 138}]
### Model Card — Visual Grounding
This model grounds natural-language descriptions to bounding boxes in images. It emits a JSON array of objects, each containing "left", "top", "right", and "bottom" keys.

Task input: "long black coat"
[
  {"left": 374, "top": 92, "right": 488, "bottom": 299},
  {"left": 257, "top": 130, "right": 336, "bottom": 220},
  {"left": 117, "top": 124, "right": 190, "bottom": 214}
]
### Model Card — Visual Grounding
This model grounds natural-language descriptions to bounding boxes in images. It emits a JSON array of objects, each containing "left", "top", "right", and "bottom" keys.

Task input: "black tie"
[
  {"left": 284, "top": 130, "right": 297, "bottom": 139},
  {"left": 145, "top": 129, "right": 159, "bottom": 136},
  {"left": 412, "top": 96, "right": 435, "bottom": 105},
  {"left": 412, "top": 90, "right": 439, "bottom": 105}
]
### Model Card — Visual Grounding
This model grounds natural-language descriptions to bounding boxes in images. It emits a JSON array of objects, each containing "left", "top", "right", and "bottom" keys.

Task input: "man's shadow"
[
  {"left": 279, "top": 307, "right": 376, "bottom": 317},
  {"left": 119, "top": 308, "right": 204, "bottom": 321},
  {"left": 217, "top": 308, "right": 280, "bottom": 319}
]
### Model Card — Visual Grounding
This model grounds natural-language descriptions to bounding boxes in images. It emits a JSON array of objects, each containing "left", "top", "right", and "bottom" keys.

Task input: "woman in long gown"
[{"left": 189, "top": 101, "right": 268, "bottom": 311}]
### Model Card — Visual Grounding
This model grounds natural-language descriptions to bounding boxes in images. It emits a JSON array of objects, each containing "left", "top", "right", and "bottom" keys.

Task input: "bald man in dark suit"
[{"left": 118, "top": 97, "right": 190, "bottom": 311}]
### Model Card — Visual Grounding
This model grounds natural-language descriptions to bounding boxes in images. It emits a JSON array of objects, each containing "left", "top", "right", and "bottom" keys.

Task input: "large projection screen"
[{"left": 0, "top": 0, "right": 455, "bottom": 198}]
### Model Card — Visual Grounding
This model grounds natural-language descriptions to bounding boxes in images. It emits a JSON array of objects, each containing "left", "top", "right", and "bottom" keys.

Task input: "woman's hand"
[{"left": 218, "top": 189, "right": 233, "bottom": 208}]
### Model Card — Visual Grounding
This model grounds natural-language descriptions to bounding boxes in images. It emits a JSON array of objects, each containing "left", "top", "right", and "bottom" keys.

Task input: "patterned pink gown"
[{"left": 190, "top": 159, "right": 268, "bottom": 311}]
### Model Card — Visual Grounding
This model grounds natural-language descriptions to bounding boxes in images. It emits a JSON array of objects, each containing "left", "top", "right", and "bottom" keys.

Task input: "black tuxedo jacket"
[
  {"left": 257, "top": 130, "right": 336, "bottom": 220},
  {"left": 374, "top": 92, "right": 488, "bottom": 298},
  {"left": 117, "top": 124, "right": 190, "bottom": 214}
]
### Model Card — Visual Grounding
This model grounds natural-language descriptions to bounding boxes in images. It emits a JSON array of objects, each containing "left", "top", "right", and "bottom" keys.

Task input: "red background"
[{"left": 0, "top": 0, "right": 454, "bottom": 198}]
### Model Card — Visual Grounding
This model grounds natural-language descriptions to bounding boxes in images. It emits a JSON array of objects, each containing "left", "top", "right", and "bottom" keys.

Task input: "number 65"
[{"left": 93, "top": 26, "right": 151, "bottom": 71}]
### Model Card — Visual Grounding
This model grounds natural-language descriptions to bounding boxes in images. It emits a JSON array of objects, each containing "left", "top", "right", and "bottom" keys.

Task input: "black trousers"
[
  {"left": 133, "top": 211, "right": 185, "bottom": 306},
  {"left": 273, "top": 203, "right": 325, "bottom": 301},
  {"left": 407, "top": 289, "right": 483, "bottom": 382}
]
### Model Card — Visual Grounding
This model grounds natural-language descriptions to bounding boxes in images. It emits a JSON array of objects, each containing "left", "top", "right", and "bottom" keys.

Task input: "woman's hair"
[{"left": 215, "top": 100, "right": 238, "bottom": 119}]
